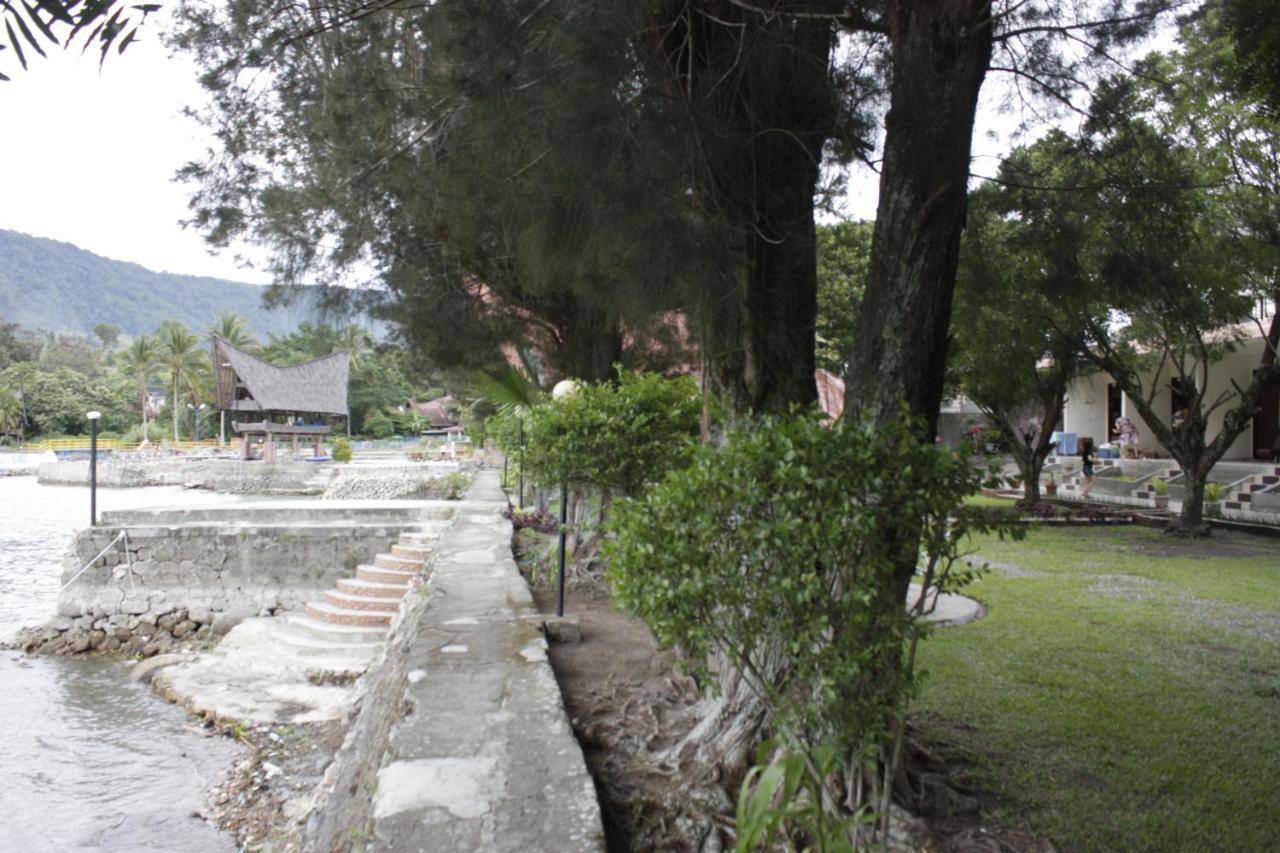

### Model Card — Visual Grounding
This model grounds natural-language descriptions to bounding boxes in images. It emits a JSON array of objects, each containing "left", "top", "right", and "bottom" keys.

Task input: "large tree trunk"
[{"left": 1173, "top": 462, "right": 1211, "bottom": 538}]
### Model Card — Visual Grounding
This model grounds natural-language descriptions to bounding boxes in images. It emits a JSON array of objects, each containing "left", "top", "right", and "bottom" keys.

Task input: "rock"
[
  {"left": 100, "top": 636, "right": 122, "bottom": 653},
  {"left": 47, "top": 615, "right": 74, "bottom": 632},
  {"left": 151, "top": 601, "right": 176, "bottom": 618},
  {"left": 42, "top": 636, "right": 67, "bottom": 654},
  {"left": 137, "top": 612, "right": 159, "bottom": 626},
  {"left": 172, "top": 620, "right": 196, "bottom": 639},
  {"left": 121, "top": 597, "right": 150, "bottom": 616},
  {"left": 93, "top": 618, "right": 108, "bottom": 631},
  {"left": 135, "top": 623, "right": 157, "bottom": 639},
  {"left": 157, "top": 613, "right": 179, "bottom": 631},
  {"left": 113, "top": 626, "right": 133, "bottom": 642},
  {"left": 86, "top": 629, "right": 106, "bottom": 649},
  {"left": 66, "top": 632, "right": 92, "bottom": 654},
  {"left": 130, "top": 653, "right": 194, "bottom": 683},
  {"left": 140, "top": 641, "right": 164, "bottom": 658},
  {"left": 210, "top": 614, "right": 239, "bottom": 637},
  {"left": 544, "top": 617, "right": 582, "bottom": 644},
  {"left": 73, "top": 615, "right": 94, "bottom": 631},
  {"left": 188, "top": 607, "right": 211, "bottom": 625}
]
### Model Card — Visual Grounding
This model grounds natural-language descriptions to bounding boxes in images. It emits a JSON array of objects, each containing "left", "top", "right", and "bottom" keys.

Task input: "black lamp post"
[
  {"left": 551, "top": 379, "right": 578, "bottom": 618},
  {"left": 87, "top": 410, "right": 101, "bottom": 526}
]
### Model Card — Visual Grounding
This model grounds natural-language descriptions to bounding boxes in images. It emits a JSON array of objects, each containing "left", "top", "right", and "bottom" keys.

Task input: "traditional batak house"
[{"left": 212, "top": 337, "right": 350, "bottom": 462}]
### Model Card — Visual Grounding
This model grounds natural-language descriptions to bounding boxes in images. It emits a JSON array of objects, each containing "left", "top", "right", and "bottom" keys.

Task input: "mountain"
[{"left": 0, "top": 229, "right": 330, "bottom": 338}]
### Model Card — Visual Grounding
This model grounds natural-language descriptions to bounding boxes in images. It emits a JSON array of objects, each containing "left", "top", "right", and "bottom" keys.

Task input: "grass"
[
  {"left": 965, "top": 493, "right": 1019, "bottom": 508},
  {"left": 915, "top": 524, "right": 1280, "bottom": 852}
]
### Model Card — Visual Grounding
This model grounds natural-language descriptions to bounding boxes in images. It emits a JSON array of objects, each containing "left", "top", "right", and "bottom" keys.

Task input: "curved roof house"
[{"left": 212, "top": 337, "right": 350, "bottom": 460}]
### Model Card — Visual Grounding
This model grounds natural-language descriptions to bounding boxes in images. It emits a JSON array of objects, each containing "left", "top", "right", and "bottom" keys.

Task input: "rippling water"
[{"left": 0, "top": 477, "right": 247, "bottom": 852}]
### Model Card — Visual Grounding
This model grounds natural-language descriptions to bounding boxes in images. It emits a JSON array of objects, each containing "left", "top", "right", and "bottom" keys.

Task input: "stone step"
[
  {"left": 391, "top": 543, "right": 432, "bottom": 560},
  {"left": 374, "top": 553, "right": 422, "bottom": 571},
  {"left": 357, "top": 564, "right": 417, "bottom": 584},
  {"left": 306, "top": 601, "right": 394, "bottom": 627},
  {"left": 324, "top": 590, "right": 402, "bottom": 612},
  {"left": 398, "top": 532, "right": 441, "bottom": 547},
  {"left": 337, "top": 577, "right": 410, "bottom": 598},
  {"left": 274, "top": 630, "right": 384, "bottom": 658},
  {"left": 286, "top": 613, "right": 389, "bottom": 643}
]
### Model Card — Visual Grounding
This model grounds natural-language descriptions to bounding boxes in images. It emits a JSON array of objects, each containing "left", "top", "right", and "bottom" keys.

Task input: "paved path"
[{"left": 368, "top": 473, "right": 605, "bottom": 851}]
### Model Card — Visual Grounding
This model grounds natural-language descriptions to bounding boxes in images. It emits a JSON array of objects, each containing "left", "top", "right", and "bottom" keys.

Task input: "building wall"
[{"left": 1062, "top": 338, "right": 1269, "bottom": 461}]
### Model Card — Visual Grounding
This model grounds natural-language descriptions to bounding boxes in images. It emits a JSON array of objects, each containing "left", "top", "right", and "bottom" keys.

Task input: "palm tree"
[
  {"left": 334, "top": 324, "right": 373, "bottom": 368},
  {"left": 206, "top": 311, "right": 258, "bottom": 351},
  {"left": 0, "top": 387, "right": 24, "bottom": 439},
  {"left": 118, "top": 335, "right": 161, "bottom": 442},
  {"left": 158, "top": 323, "right": 209, "bottom": 442}
]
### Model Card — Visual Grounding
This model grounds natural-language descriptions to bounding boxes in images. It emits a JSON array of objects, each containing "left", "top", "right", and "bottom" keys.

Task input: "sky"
[{"left": 0, "top": 10, "right": 271, "bottom": 284}]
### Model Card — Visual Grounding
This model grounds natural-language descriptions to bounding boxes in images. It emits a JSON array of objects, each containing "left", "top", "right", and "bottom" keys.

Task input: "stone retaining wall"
[{"left": 16, "top": 503, "right": 456, "bottom": 657}]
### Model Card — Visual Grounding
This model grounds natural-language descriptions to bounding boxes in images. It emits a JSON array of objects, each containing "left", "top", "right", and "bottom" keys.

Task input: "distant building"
[{"left": 212, "top": 337, "right": 350, "bottom": 460}]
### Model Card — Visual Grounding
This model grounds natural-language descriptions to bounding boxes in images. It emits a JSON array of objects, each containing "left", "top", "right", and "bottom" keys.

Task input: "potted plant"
[
  {"left": 1204, "top": 481, "right": 1223, "bottom": 517},
  {"left": 1151, "top": 477, "right": 1169, "bottom": 509},
  {"left": 1044, "top": 472, "right": 1058, "bottom": 497}
]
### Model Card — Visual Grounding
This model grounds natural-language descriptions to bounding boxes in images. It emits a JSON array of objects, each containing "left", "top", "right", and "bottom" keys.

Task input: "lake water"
[{"left": 0, "top": 477, "right": 246, "bottom": 852}]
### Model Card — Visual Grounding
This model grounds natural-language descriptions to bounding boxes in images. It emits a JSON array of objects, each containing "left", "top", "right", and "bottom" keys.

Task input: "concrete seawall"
[{"left": 19, "top": 502, "right": 456, "bottom": 656}]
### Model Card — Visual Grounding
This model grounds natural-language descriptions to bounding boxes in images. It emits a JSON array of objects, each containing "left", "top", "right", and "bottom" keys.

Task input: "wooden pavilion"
[{"left": 212, "top": 337, "right": 350, "bottom": 461}]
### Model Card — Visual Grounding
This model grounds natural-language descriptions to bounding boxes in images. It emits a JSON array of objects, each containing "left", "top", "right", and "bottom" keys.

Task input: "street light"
[
  {"left": 86, "top": 410, "right": 101, "bottom": 526},
  {"left": 551, "top": 379, "right": 579, "bottom": 619},
  {"left": 187, "top": 403, "right": 208, "bottom": 442}
]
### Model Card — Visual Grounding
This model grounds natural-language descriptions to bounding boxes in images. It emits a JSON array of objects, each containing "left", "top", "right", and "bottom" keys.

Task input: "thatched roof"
[{"left": 214, "top": 337, "right": 349, "bottom": 417}]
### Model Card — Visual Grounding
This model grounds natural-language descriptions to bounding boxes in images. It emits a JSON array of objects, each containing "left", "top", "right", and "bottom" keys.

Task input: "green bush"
[
  {"left": 1205, "top": 482, "right": 1222, "bottom": 502},
  {"left": 362, "top": 410, "right": 396, "bottom": 439},
  {"left": 1152, "top": 477, "right": 1168, "bottom": 496},
  {"left": 120, "top": 423, "right": 163, "bottom": 445},
  {"left": 523, "top": 370, "right": 700, "bottom": 498},
  {"left": 331, "top": 437, "right": 352, "bottom": 462},
  {"left": 606, "top": 412, "right": 1009, "bottom": 754}
]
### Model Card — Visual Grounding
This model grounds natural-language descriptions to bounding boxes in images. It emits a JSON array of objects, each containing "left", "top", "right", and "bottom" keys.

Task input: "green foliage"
[
  {"left": 736, "top": 740, "right": 873, "bottom": 853},
  {"left": 815, "top": 221, "right": 873, "bottom": 374},
  {"left": 607, "top": 412, "right": 1011, "bottom": 752},
  {"left": 523, "top": 371, "right": 700, "bottom": 498},
  {"left": 362, "top": 411, "right": 396, "bottom": 439},
  {"left": 0, "top": 363, "right": 129, "bottom": 435},
  {"left": 331, "top": 437, "right": 353, "bottom": 462},
  {"left": 1152, "top": 477, "right": 1169, "bottom": 496},
  {"left": 1204, "top": 482, "right": 1222, "bottom": 502},
  {"left": 0, "top": 230, "right": 311, "bottom": 338},
  {"left": 92, "top": 323, "right": 122, "bottom": 350},
  {"left": 119, "top": 422, "right": 162, "bottom": 445}
]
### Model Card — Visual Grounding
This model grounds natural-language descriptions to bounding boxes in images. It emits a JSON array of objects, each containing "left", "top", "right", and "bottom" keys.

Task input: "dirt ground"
[{"left": 526, "top": 564, "right": 1057, "bottom": 853}]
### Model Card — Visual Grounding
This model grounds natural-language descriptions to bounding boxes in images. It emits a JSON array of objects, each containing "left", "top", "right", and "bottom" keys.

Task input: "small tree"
[
  {"left": 606, "top": 413, "right": 1012, "bottom": 842},
  {"left": 951, "top": 186, "right": 1086, "bottom": 507}
]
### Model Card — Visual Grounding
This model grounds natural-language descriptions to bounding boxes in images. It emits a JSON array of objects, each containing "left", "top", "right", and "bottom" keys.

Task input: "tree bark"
[{"left": 844, "top": 2, "right": 993, "bottom": 442}]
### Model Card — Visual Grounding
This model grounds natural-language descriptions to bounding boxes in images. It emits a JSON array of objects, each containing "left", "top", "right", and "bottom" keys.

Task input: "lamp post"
[
  {"left": 551, "top": 379, "right": 579, "bottom": 619},
  {"left": 86, "top": 410, "right": 101, "bottom": 526},
  {"left": 188, "top": 403, "right": 207, "bottom": 443}
]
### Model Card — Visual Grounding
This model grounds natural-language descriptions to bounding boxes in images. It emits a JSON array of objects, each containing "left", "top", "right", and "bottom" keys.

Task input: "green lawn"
[
  {"left": 915, "top": 525, "right": 1280, "bottom": 852},
  {"left": 965, "top": 493, "right": 1019, "bottom": 508}
]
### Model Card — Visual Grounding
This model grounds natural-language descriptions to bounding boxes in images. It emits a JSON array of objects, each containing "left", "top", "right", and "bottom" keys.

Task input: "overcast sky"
[{"left": 0, "top": 12, "right": 272, "bottom": 284}]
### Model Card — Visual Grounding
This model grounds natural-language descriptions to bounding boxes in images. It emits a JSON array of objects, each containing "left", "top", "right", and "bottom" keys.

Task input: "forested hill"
[{"left": 0, "top": 229, "right": 318, "bottom": 338}]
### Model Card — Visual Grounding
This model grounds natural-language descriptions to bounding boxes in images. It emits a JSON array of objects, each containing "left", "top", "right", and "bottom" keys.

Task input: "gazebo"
[{"left": 212, "top": 337, "right": 350, "bottom": 462}]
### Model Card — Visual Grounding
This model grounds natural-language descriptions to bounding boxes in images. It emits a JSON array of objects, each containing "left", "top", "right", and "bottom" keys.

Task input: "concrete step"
[
  {"left": 357, "top": 564, "right": 417, "bottom": 584},
  {"left": 391, "top": 544, "right": 432, "bottom": 560},
  {"left": 374, "top": 553, "right": 422, "bottom": 571},
  {"left": 337, "top": 577, "right": 410, "bottom": 598},
  {"left": 398, "top": 533, "right": 441, "bottom": 547},
  {"left": 286, "top": 613, "right": 389, "bottom": 643},
  {"left": 306, "top": 601, "right": 394, "bottom": 627},
  {"left": 274, "top": 630, "right": 383, "bottom": 659},
  {"left": 324, "top": 589, "right": 402, "bottom": 612}
]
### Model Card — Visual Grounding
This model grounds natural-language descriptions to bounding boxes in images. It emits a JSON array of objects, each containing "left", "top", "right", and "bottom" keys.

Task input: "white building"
[{"left": 1062, "top": 332, "right": 1279, "bottom": 461}]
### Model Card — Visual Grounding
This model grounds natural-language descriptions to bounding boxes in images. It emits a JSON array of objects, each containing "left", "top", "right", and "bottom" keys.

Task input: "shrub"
[
  {"left": 1205, "top": 482, "right": 1222, "bottom": 502},
  {"left": 362, "top": 411, "right": 396, "bottom": 439},
  {"left": 606, "top": 412, "right": 1012, "bottom": 756},
  {"left": 331, "top": 437, "right": 352, "bottom": 463},
  {"left": 1152, "top": 477, "right": 1168, "bottom": 496},
  {"left": 120, "top": 423, "right": 163, "bottom": 445},
  {"left": 523, "top": 369, "right": 700, "bottom": 498}
]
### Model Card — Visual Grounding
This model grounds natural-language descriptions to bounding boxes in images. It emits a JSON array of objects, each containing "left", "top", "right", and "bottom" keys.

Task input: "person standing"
[{"left": 1080, "top": 439, "right": 1097, "bottom": 498}]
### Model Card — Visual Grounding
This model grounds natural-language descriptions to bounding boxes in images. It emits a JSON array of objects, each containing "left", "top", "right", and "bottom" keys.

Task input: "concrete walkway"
[{"left": 301, "top": 471, "right": 604, "bottom": 851}]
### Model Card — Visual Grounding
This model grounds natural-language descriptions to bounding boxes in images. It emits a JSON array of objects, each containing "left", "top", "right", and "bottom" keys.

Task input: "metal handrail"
[{"left": 58, "top": 529, "right": 134, "bottom": 594}]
